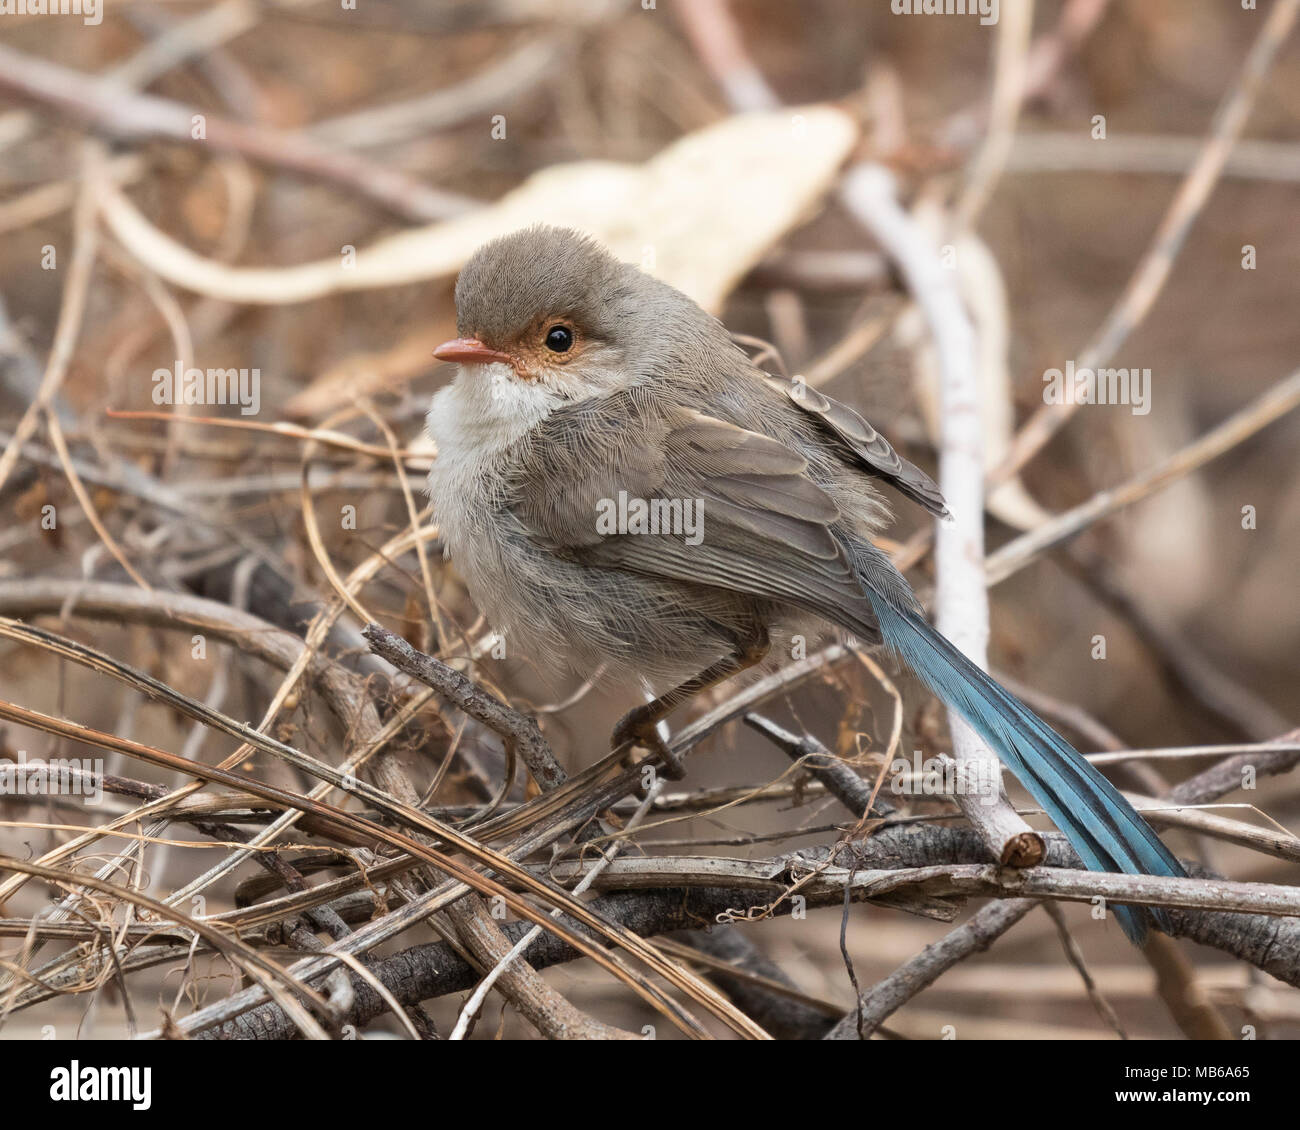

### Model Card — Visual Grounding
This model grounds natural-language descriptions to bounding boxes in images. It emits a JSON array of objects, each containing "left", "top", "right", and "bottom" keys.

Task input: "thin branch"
[
  {"left": 994, "top": 0, "right": 1300, "bottom": 482},
  {"left": 0, "top": 43, "right": 476, "bottom": 222}
]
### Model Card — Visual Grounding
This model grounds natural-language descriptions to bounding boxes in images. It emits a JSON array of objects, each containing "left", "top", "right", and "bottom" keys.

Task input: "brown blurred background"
[{"left": 0, "top": 0, "right": 1297, "bottom": 1040}]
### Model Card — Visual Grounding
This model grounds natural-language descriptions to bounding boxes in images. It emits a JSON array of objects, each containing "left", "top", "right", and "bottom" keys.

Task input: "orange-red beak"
[{"left": 433, "top": 337, "right": 517, "bottom": 368}]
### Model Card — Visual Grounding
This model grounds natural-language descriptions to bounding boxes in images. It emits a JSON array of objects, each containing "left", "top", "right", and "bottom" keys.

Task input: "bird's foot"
[{"left": 610, "top": 711, "right": 685, "bottom": 780}]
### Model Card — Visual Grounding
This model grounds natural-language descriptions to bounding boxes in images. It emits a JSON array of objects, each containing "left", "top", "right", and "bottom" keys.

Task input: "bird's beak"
[{"left": 433, "top": 337, "right": 518, "bottom": 368}]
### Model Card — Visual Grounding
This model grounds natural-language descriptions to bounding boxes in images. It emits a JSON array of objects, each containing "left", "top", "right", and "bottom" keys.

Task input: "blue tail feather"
[{"left": 864, "top": 593, "right": 1184, "bottom": 944}]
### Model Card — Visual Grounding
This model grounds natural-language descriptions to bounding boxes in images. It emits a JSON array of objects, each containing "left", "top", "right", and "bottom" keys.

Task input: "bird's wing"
[
  {"left": 766, "top": 376, "right": 950, "bottom": 519},
  {"left": 507, "top": 386, "right": 880, "bottom": 635}
]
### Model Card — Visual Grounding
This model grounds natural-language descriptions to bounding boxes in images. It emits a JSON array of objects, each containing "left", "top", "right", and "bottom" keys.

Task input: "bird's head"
[{"left": 434, "top": 225, "right": 712, "bottom": 401}]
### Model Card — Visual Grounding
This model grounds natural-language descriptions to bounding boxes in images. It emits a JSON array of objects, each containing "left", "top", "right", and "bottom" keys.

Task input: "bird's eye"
[{"left": 544, "top": 325, "right": 573, "bottom": 353}]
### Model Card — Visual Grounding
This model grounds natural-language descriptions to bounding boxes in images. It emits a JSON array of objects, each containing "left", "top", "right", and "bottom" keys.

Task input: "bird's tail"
[{"left": 864, "top": 592, "right": 1184, "bottom": 944}]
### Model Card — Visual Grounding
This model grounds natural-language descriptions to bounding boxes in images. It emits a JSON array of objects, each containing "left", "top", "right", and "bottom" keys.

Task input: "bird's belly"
[
  {"left": 427, "top": 390, "right": 827, "bottom": 687},
  {"left": 431, "top": 477, "right": 760, "bottom": 686}
]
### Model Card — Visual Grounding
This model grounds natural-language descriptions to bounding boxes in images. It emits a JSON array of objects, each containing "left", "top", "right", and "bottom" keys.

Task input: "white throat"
[{"left": 427, "top": 362, "right": 565, "bottom": 458}]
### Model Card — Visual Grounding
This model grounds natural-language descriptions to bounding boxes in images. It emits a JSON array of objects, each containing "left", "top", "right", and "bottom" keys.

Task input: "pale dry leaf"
[{"left": 101, "top": 106, "right": 859, "bottom": 314}]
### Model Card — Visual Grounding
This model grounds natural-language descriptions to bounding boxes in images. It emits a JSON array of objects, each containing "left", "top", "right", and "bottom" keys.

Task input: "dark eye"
[{"left": 544, "top": 325, "right": 573, "bottom": 353}]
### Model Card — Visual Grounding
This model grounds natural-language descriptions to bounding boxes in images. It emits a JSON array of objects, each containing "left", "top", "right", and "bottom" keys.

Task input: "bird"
[{"left": 425, "top": 224, "right": 1185, "bottom": 943}]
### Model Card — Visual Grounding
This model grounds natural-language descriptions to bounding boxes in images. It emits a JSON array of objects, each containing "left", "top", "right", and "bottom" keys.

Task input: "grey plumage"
[
  {"left": 427, "top": 226, "right": 1184, "bottom": 943},
  {"left": 429, "top": 225, "right": 914, "bottom": 684}
]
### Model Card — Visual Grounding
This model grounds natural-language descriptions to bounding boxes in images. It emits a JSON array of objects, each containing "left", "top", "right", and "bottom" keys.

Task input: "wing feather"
[
  {"left": 508, "top": 387, "right": 880, "bottom": 635},
  {"left": 771, "top": 377, "right": 950, "bottom": 518}
]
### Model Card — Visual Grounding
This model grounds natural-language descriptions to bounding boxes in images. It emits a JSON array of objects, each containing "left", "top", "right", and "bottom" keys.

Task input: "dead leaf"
[{"left": 101, "top": 106, "right": 859, "bottom": 315}]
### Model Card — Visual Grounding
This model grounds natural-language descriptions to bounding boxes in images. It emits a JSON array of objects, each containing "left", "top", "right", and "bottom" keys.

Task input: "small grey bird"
[{"left": 427, "top": 225, "right": 1183, "bottom": 943}]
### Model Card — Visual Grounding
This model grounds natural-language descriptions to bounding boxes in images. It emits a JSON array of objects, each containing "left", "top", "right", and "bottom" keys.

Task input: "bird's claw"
[{"left": 611, "top": 715, "right": 685, "bottom": 780}]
